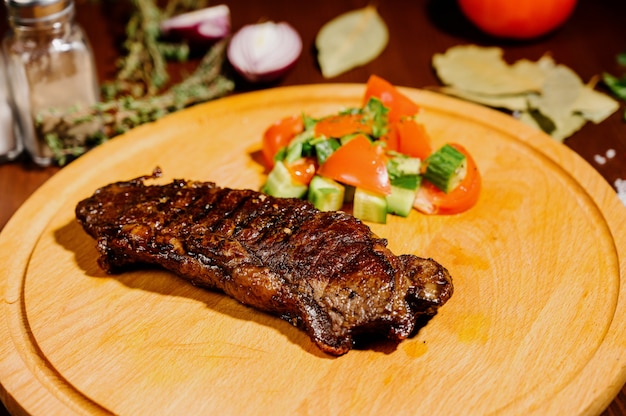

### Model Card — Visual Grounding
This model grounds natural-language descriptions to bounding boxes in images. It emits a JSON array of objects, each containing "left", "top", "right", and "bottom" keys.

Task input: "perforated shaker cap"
[{"left": 4, "top": 0, "right": 74, "bottom": 25}]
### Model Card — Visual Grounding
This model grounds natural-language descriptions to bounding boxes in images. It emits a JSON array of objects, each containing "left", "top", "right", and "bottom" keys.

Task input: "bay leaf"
[
  {"left": 432, "top": 45, "right": 543, "bottom": 95},
  {"left": 531, "top": 64, "right": 582, "bottom": 124},
  {"left": 516, "top": 109, "right": 587, "bottom": 142},
  {"left": 512, "top": 55, "right": 554, "bottom": 83},
  {"left": 316, "top": 5, "right": 388, "bottom": 78},
  {"left": 434, "top": 86, "right": 530, "bottom": 111},
  {"left": 573, "top": 85, "right": 620, "bottom": 123},
  {"left": 433, "top": 45, "right": 619, "bottom": 142}
]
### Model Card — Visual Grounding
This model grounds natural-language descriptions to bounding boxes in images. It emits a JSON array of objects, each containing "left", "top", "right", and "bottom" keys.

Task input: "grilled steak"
[{"left": 75, "top": 168, "right": 453, "bottom": 356}]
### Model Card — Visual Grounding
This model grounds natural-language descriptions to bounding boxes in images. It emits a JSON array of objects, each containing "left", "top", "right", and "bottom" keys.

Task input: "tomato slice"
[
  {"left": 363, "top": 75, "right": 420, "bottom": 123},
  {"left": 317, "top": 134, "right": 391, "bottom": 195},
  {"left": 395, "top": 118, "right": 432, "bottom": 160},
  {"left": 262, "top": 115, "right": 304, "bottom": 169},
  {"left": 314, "top": 113, "right": 373, "bottom": 138},
  {"left": 414, "top": 143, "right": 481, "bottom": 215},
  {"left": 286, "top": 157, "right": 317, "bottom": 185}
]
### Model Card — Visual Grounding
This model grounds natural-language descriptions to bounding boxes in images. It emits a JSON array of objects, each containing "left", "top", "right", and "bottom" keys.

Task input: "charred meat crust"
[{"left": 75, "top": 170, "right": 453, "bottom": 355}]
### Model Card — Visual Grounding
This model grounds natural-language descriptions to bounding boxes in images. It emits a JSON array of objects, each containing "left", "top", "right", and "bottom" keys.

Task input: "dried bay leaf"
[
  {"left": 434, "top": 86, "right": 530, "bottom": 111},
  {"left": 432, "top": 45, "right": 543, "bottom": 95},
  {"left": 573, "top": 86, "right": 620, "bottom": 123},
  {"left": 527, "top": 64, "right": 617, "bottom": 140},
  {"left": 529, "top": 64, "right": 582, "bottom": 128},
  {"left": 519, "top": 110, "right": 586, "bottom": 142},
  {"left": 316, "top": 5, "right": 388, "bottom": 78},
  {"left": 432, "top": 44, "right": 619, "bottom": 141},
  {"left": 519, "top": 108, "right": 557, "bottom": 136}
]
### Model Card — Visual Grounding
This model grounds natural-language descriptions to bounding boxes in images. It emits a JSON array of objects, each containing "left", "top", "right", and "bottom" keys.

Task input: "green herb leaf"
[
  {"left": 361, "top": 97, "right": 389, "bottom": 138},
  {"left": 602, "top": 72, "right": 626, "bottom": 100}
]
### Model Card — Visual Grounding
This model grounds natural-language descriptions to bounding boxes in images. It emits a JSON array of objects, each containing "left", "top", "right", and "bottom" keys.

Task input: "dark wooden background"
[{"left": 0, "top": 0, "right": 624, "bottom": 414}]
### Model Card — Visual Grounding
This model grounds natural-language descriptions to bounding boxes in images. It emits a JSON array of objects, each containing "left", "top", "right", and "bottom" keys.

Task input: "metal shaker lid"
[{"left": 4, "top": 0, "right": 73, "bottom": 24}]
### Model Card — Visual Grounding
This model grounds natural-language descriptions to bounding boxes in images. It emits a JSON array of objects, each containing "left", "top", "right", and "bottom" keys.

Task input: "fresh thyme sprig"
[{"left": 101, "top": 0, "right": 198, "bottom": 100}]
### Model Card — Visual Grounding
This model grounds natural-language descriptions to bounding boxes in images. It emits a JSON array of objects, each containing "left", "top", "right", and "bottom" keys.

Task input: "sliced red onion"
[
  {"left": 227, "top": 21, "right": 302, "bottom": 83},
  {"left": 160, "top": 4, "right": 230, "bottom": 44}
]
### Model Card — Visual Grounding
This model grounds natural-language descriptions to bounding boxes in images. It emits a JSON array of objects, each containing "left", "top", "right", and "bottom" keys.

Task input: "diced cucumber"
[
  {"left": 391, "top": 174, "right": 421, "bottom": 190},
  {"left": 261, "top": 161, "right": 308, "bottom": 198},
  {"left": 424, "top": 144, "right": 467, "bottom": 193},
  {"left": 386, "top": 185, "right": 418, "bottom": 217},
  {"left": 353, "top": 187, "right": 387, "bottom": 224},
  {"left": 388, "top": 154, "right": 421, "bottom": 178},
  {"left": 308, "top": 175, "right": 345, "bottom": 211}
]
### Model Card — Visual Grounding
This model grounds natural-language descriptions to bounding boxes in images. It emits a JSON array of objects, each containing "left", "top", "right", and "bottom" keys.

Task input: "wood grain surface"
[{"left": 0, "top": 85, "right": 625, "bottom": 415}]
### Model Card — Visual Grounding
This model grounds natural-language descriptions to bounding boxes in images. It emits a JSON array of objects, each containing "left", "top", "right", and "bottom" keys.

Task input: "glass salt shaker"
[
  {"left": 2, "top": 0, "right": 99, "bottom": 166},
  {"left": 0, "top": 49, "right": 23, "bottom": 163}
]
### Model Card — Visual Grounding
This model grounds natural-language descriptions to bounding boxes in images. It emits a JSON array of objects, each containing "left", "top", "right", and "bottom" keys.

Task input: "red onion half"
[
  {"left": 227, "top": 21, "right": 303, "bottom": 83},
  {"left": 160, "top": 4, "right": 231, "bottom": 44}
]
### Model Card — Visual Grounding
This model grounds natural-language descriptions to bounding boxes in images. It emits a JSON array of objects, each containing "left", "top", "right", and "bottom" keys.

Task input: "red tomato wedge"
[
  {"left": 380, "top": 119, "right": 432, "bottom": 159},
  {"left": 317, "top": 134, "right": 391, "bottom": 195},
  {"left": 363, "top": 75, "right": 420, "bottom": 123},
  {"left": 414, "top": 143, "right": 481, "bottom": 215},
  {"left": 395, "top": 118, "right": 432, "bottom": 160},
  {"left": 286, "top": 157, "right": 317, "bottom": 185},
  {"left": 262, "top": 115, "right": 304, "bottom": 169},
  {"left": 314, "top": 113, "right": 373, "bottom": 138}
]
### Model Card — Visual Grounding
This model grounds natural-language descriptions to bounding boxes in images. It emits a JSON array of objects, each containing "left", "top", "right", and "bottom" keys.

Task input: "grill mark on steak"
[{"left": 75, "top": 169, "right": 453, "bottom": 356}]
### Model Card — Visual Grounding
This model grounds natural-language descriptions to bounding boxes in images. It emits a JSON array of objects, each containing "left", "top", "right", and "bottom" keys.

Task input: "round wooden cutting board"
[{"left": 1, "top": 85, "right": 625, "bottom": 415}]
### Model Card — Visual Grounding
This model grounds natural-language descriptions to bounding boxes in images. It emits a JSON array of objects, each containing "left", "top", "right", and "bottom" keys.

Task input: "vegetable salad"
[{"left": 261, "top": 75, "right": 481, "bottom": 223}]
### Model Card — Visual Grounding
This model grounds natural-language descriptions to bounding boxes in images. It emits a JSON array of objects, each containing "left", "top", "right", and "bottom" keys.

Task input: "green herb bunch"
[{"left": 38, "top": 0, "right": 235, "bottom": 165}]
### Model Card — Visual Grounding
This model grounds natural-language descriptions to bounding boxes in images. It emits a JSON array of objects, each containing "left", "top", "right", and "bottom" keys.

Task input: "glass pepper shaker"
[
  {"left": 0, "top": 49, "right": 23, "bottom": 163},
  {"left": 2, "top": 0, "right": 99, "bottom": 166}
]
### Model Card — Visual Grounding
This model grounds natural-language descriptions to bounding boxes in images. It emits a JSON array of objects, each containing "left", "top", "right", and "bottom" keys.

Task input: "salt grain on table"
[
  {"left": 593, "top": 148, "right": 617, "bottom": 165},
  {"left": 615, "top": 178, "right": 626, "bottom": 207}
]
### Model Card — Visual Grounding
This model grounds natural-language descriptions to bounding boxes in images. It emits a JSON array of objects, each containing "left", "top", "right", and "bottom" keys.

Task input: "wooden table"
[{"left": 0, "top": 0, "right": 624, "bottom": 414}]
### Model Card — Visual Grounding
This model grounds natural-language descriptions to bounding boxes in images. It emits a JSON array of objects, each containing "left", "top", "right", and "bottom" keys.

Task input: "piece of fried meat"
[{"left": 75, "top": 169, "right": 453, "bottom": 355}]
